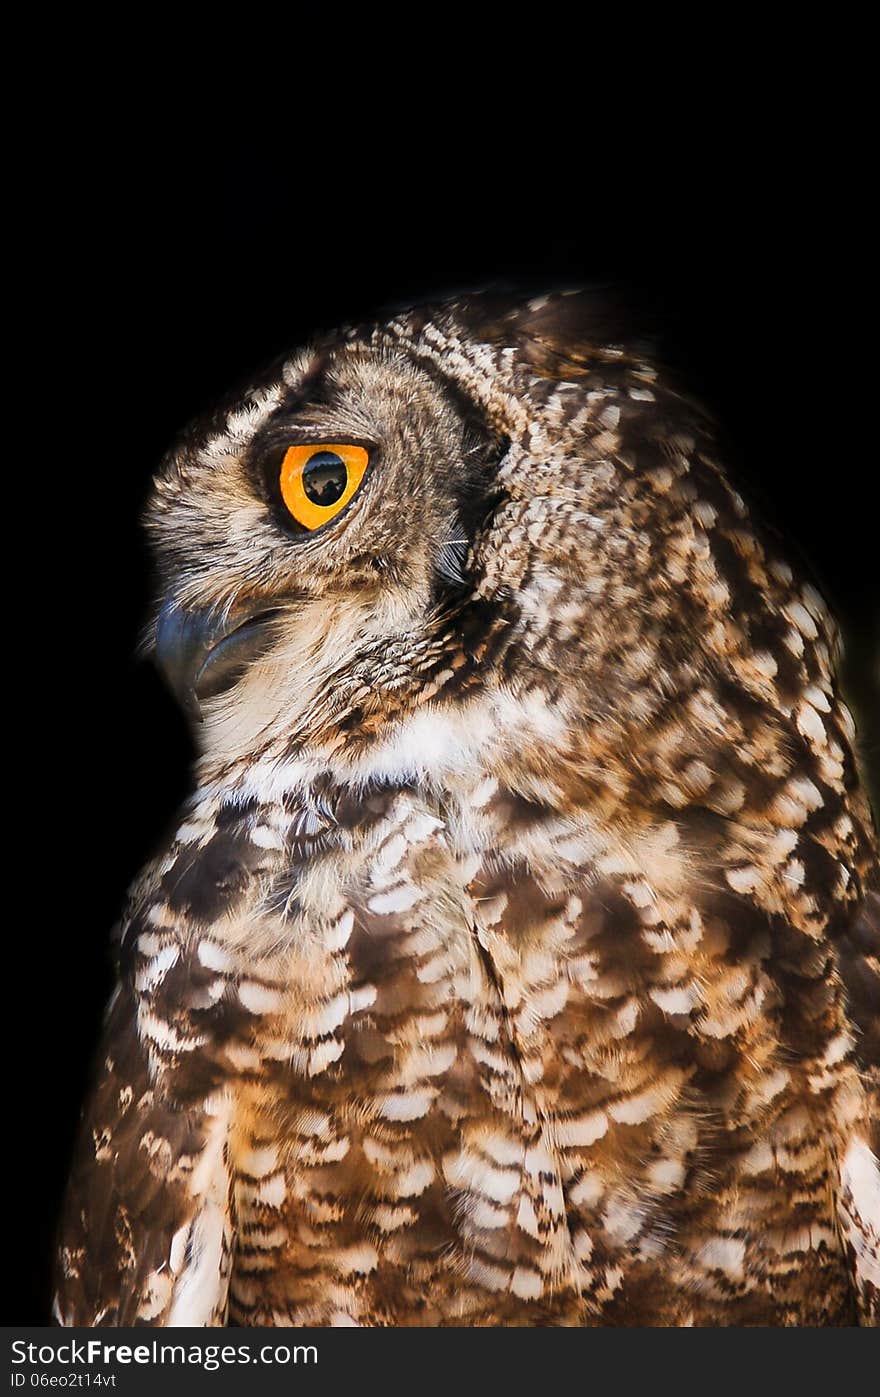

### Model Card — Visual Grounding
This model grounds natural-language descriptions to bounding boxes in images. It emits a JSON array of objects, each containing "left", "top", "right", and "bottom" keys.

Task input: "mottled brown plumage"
[{"left": 55, "top": 292, "right": 879, "bottom": 1326}]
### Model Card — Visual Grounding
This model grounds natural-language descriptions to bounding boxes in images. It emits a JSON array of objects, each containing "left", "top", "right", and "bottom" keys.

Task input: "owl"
[{"left": 54, "top": 290, "right": 879, "bottom": 1327}]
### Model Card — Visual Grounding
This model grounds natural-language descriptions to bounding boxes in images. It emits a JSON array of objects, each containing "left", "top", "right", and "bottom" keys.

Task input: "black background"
[{"left": 11, "top": 115, "right": 877, "bottom": 1323}]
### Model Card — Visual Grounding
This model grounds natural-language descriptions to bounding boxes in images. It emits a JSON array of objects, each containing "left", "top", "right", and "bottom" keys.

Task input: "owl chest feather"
[{"left": 122, "top": 763, "right": 862, "bottom": 1326}]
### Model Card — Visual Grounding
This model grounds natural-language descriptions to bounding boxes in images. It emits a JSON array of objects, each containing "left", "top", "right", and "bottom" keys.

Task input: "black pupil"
[{"left": 302, "top": 451, "right": 348, "bottom": 507}]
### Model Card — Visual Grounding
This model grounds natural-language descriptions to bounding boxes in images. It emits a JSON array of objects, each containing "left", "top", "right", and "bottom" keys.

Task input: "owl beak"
[{"left": 154, "top": 599, "right": 282, "bottom": 721}]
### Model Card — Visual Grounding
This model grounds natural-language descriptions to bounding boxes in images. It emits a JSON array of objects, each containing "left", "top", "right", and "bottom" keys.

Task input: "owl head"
[
  {"left": 149, "top": 298, "right": 506, "bottom": 743},
  {"left": 147, "top": 290, "right": 833, "bottom": 818}
]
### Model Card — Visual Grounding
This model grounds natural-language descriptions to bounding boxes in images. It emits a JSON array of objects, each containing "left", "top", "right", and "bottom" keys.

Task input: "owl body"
[{"left": 55, "top": 294, "right": 880, "bottom": 1326}]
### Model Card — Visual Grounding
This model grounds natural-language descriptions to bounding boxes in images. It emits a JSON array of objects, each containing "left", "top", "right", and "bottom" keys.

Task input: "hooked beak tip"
[{"left": 154, "top": 599, "right": 282, "bottom": 720}]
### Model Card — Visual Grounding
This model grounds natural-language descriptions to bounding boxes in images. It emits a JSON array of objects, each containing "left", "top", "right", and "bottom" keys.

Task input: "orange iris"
[{"left": 279, "top": 443, "right": 370, "bottom": 531}]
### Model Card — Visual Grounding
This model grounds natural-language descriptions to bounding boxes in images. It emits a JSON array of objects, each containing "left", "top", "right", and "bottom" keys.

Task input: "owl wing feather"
[
  {"left": 54, "top": 982, "right": 233, "bottom": 1326},
  {"left": 838, "top": 887, "right": 880, "bottom": 1078},
  {"left": 837, "top": 887, "right": 880, "bottom": 1324}
]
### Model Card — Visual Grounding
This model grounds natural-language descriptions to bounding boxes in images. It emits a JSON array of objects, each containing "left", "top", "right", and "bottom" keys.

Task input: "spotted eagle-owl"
[{"left": 54, "top": 291, "right": 879, "bottom": 1327}]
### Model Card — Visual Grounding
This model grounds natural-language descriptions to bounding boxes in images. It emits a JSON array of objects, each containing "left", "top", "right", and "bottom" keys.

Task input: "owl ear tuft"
[{"left": 457, "top": 285, "right": 666, "bottom": 380}]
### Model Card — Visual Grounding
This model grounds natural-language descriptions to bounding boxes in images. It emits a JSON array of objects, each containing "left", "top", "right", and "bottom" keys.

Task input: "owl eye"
[{"left": 278, "top": 443, "right": 370, "bottom": 532}]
